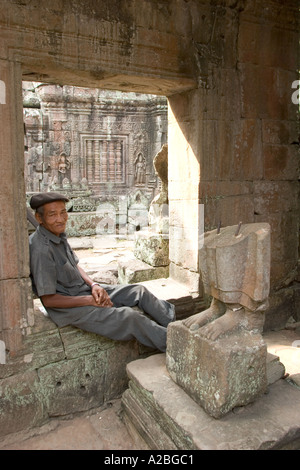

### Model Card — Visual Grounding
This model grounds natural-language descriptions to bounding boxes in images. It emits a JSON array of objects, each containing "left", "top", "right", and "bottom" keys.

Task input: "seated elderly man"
[{"left": 29, "top": 192, "right": 175, "bottom": 351}]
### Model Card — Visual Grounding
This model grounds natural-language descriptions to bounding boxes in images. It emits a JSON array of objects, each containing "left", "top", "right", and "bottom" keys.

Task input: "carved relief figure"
[
  {"left": 134, "top": 153, "right": 146, "bottom": 184},
  {"left": 183, "top": 223, "right": 271, "bottom": 341},
  {"left": 49, "top": 175, "right": 60, "bottom": 191},
  {"left": 55, "top": 152, "right": 71, "bottom": 186},
  {"left": 27, "top": 144, "right": 51, "bottom": 191},
  {"left": 58, "top": 152, "right": 71, "bottom": 174}
]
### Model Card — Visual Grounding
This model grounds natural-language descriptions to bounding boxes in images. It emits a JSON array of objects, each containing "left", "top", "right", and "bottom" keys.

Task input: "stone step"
[
  {"left": 266, "top": 352, "right": 286, "bottom": 385},
  {"left": 118, "top": 259, "right": 169, "bottom": 284},
  {"left": 138, "top": 278, "right": 206, "bottom": 320},
  {"left": 122, "top": 352, "right": 300, "bottom": 450}
]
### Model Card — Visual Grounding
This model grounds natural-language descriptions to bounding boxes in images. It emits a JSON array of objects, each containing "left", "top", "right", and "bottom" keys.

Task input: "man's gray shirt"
[
  {"left": 29, "top": 225, "right": 85, "bottom": 297},
  {"left": 29, "top": 225, "right": 173, "bottom": 351}
]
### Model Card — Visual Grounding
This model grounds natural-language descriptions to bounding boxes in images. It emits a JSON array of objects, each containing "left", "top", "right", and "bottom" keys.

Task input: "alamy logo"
[
  {"left": 291, "top": 80, "right": 300, "bottom": 105},
  {"left": 94, "top": 199, "right": 205, "bottom": 249}
]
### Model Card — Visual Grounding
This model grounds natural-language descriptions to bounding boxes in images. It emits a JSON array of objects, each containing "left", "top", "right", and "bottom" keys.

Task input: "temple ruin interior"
[{"left": 0, "top": 0, "right": 299, "bottom": 450}]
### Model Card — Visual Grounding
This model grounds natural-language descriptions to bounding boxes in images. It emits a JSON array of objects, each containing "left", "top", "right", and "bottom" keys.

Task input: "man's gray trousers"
[{"left": 46, "top": 283, "right": 175, "bottom": 351}]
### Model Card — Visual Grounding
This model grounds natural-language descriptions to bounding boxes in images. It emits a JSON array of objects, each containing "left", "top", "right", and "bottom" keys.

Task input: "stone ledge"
[
  {"left": 0, "top": 300, "right": 146, "bottom": 438},
  {"left": 122, "top": 353, "right": 300, "bottom": 450},
  {"left": 118, "top": 259, "right": 169, "bottom": 284},
  {"left": 138, "top": 277, "right": 206, "bottom": 320}
]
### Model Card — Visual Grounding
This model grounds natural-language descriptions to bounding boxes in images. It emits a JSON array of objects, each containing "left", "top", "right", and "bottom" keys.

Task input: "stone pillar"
[
  {"left": 86, "top": 139, "right": 93, "bottom": 182},
  {"left": 109, "top": 141, "right": 115, "bottom": 181},
  {"left": 167, "top": 96, "right": 202, "bottom": 294},
  {"left": 101, "top": 140, "right": 108, "bottom": 182},
  {"left": 0, "top": 59, "right": 33, "bottom": 356},
  {"left": 116, "top": 141, "right": 122, "bottom": 182},
  {"left": 94, "top": 139, "right": 100, "bottom": 183}
]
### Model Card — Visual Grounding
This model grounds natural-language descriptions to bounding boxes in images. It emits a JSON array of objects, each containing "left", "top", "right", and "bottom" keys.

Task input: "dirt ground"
[{"left": 0, "top": 399, "right": 143, "bottom": 450}]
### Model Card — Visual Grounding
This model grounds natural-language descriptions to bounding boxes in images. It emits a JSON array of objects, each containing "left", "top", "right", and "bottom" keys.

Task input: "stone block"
[
  {"left": 253, "top": 181, "right": 299, "bottom": 216},
  {"left": 0, "top": 316, "right": 144, "bottom": 436},
  {"left": 169, "top": 263, "right": 200, "bottom": 295},
  {"left": 122, "top": 384, "right": 178, "bottom": 450},
  {"left": 118, "top": 259, "right": 169, "bottom": 284},
  {"left": 238, "top": 21, "right": 298, "bottom": 71},
  {"left": 263, "top": 287, "right": 296, "bottom": 331},
  {"left": 166, "top": 321, "right": 267, "bottom": 418},
  {"left": 169, "top": 225, "right": 199, "bottom": 271},
  {"left": 262, "top": 119, "right": 299, "bottom": 145},
  {"left": 239, "top": 63, "right": 296, "bottom": 121},
  {"left": 231, "top": 119, "right": 263, "bottom": 180},
  {"left": 259, "top": 211, "right": 298, "bottom": 265},
  {"left": 35, "top": 339, "right": 141, "bottom": 419},
  {"left": 169, "top": 200, "right": 200, "bottom": 230},
  {"left": 266, "top": 353, "right": 286, "bottom": 385},
  {"left": 168, "top": 181, "right": 199, "bottom": 203},
  {"left": 139, "top": 277, "right": 205, "bottom": 320},
  {"left": 67, "top": 212, "right": 103, "bottom": 237},
  {"left": 263, "top": 144, "right": 299, "bottom": 181},
  {"left": 104, "top": 340, "right": 140, "bottom": 401},
  {"left": 0, "top": 370, "right": 45, "bottom": 436},
  {"left": 59, "top": 326, "right": 115, "bottom": 359},
  {"left": 0, "top": 279, "right": 32, "bottom": 331},
  {"left": 24, "top": 324, "right": 66, "bottom": 369},
  {"left": 1, "top": 328, "right": 25, "bottom": 360},
  {"left": 201, "top": 194, "right": 255, "bottom": 233},
  {"left": 199, "top": 181, "right": 252, "bottom": 200},
  {"left": 37, "top": 354, "right": 107, "bottom": 417},
  {"left": 122, "top": 353, "right": 300, "bottom": 450},
  {"left": 134, "top": 233, "right": 169, "bottom": 267}
]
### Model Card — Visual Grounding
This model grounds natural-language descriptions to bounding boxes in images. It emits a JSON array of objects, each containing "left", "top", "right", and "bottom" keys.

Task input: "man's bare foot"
[
  {"left": 198, "top": 307, "right": 243, "bottom": 341},
  {"left": 183, "top": 298, "right": 226, "bottom": 330}
]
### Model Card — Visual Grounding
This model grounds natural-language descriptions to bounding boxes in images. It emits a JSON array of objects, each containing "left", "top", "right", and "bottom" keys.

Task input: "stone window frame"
[{"left": 80, "top": 133, "right": 129, "bottom": 186}]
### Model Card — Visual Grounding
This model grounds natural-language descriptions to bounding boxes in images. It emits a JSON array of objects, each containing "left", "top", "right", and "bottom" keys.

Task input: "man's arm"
[
  {"left": 77, "top": 265, "right": 94, "bottom": 287},
  {"left": 77, "top": 265, "right": 113, "bottom": 307},
  {"left": 41, "top": 293, "right": 97, "bottom": 309},
  {"left": 41, "top": 265, "right": 113, "bottom": 309}
]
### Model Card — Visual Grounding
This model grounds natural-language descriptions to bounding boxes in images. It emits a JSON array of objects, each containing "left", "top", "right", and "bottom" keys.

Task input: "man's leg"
[
  {"left": 69, "top": 304, "right": 168, "bottom": 351},
  {"left": 46, "top": 283, "right": 175, "bottom": 351},
  {"left": 104, "top": 283, "right": 175, "bottom": 327}
]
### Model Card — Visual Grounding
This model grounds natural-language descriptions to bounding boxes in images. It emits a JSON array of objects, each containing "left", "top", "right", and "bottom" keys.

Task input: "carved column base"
[{"left": 166, "top": 321, "right": 267, "bottom": 419}]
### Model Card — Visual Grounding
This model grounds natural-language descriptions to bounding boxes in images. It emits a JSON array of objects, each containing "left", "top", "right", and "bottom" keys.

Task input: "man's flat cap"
[{"left": 30, "top": 192, "right": 69, "bottom": 210}]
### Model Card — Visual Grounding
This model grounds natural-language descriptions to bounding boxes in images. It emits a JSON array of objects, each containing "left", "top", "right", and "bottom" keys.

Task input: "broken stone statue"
[
  {"left": 134, "top": 144, "right": 169, "bottom": 267},
  {"left": 166, "top": 222, "right": 271, "bottom": 418},
  {"left": 148, "top": 143, "right": 169, "bottom": 235},
  {"left": 183, "top": 221, "right": 271, "bottom": 338}
]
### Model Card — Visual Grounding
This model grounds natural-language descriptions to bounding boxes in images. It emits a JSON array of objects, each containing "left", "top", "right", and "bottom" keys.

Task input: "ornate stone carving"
[{"left": 23, "top": 84, "right": 167, "bottom": 232}]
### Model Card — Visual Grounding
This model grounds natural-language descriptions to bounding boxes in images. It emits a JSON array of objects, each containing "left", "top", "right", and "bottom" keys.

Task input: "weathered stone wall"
[
  {"left": 167, "top": 1, "right": 299, "bottom": 329},
  {"left": 24, "top": 83, "right": 167, "bottom": 204},
  {"left": 0, "top": 0, "right": 299, "bottom": 436},
  {"left": 24, "top": 83, "right": 168, "bottom": 236},
  {"left": 0, "top": 0, "right": 196, "bottom": 359},
  {"left": 0, "top": 301, "right": 145, "bottom": 437}
]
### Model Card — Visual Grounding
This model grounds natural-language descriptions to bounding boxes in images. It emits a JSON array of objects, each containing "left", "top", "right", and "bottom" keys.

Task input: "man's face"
[{"left": 35, "top": 200, "right": 68, "bottom": 236}]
